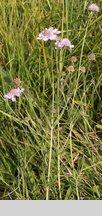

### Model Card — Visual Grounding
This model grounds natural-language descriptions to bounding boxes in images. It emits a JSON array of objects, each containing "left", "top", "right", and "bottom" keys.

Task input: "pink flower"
[
  {"left": 55, "top": 38, "right": 74, "bottom": 49},
  {"left": 88, "top": 3, "right": 99, "bottom": 12},
  {"left": 37, "top": 27, "right": 60, "bottom": 41},
  {"left": 4, "top": 88, "right": 24, "bottom": 102}
]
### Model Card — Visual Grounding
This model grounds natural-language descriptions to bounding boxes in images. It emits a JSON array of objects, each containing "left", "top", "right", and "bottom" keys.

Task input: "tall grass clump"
[{"left": 0, "top": 0, "right": 102, "bottom": 200}]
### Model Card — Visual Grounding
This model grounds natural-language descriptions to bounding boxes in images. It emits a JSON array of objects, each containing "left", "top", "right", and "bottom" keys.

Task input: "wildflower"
[
  {"left": 67, "top": 65, "right": 75, "bottom": 72},
  {"left": 37, "top": 27, "right": 60, "bottom": 41},
  {"left": 79, "top": 66, "right": 86, "bottom": 73},
  {"left": 88, "top": 3, "right": 99, "bottom": 12},
  {"left": 55, "top": 38, "right": 74, "bottom": 49},
  {"left": 4, "top": 87, "right": 24, "bottom": 102},
  {"left": 70, "top": 56, "right": 77, "bottom": 63},
  {"left": 13, "top": 78, "right": 21, "bottom": 86},
  {"left": 88, "top": 53, "right": 96, "bottom": 61}
]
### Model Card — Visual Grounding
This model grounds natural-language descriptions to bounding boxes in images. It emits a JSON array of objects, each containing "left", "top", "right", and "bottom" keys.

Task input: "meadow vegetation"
[{"left": 0, "top": 0, "right": 102, "bottom": 200}]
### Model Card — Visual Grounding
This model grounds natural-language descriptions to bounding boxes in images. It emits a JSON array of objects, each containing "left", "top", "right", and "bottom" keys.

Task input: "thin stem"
[
  {"left": 69, "top": 128, "right": 74, "bottom": 170},
  {"left": 69, "top": 127, "right": 80, "bottom": 200},
  {"left": 46, "top": 121, "right": 54, "bottom": 200},
  {"left": 46, "top": 47, "right": 54, "bottom": 200},
  {"left": 42, "top": 40, "right": 51, "bottom": 93},
  {"left": 46, "top": 0, "right": 51, "bottom": 10},
  {"left": 56, "top": 50, "right": 62, "bottom": 200},
  {"left": 71, "top": 21, "right": 89, "bottom": 111},
  {"left": 55, "top": 1, "right": 65, "bottom": 199},
  {"left": 57, "top": 67, "right": 61, "bottom": 199},
  {"left": 65, "top": 0, "right": 69, "bottom": 38}
]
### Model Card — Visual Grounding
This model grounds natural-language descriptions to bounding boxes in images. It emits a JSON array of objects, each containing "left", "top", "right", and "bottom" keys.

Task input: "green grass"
[{"left": 0, "top": 0, "right": 102, "bottom": 200}]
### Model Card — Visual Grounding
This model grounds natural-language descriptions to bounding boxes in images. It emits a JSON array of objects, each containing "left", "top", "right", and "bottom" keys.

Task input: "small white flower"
[
  {"left": 4, "top": 88, "right": 24, "bottom": 102},
  {"left": 88, "top": 3, "right": 99, "bottom": 12},
  {"left": 55, "top": 38, "right": 74, "bottom": 49},
  {"left": 37, "top": 27, "right": 60, "bottom": 41}
]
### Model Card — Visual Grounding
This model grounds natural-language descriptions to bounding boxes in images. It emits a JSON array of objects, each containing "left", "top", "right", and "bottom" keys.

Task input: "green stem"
[
  {"left": 42, "top": 40, "right": 51, "bottom": 92},
  {"left": 71, "top": 21, "right": 89, "bottom": 112},
  {"left": 56, "top": 50, "right": 62, "bottom": 199},
  {"left": 46, "top": 47, "right": 54, "bottom": 200},
  {"left": 69, "top": 127, "right": 80, "bottom": 200}
]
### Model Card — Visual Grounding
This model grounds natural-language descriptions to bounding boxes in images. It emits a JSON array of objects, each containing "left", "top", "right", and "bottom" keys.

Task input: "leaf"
[{"left": 96, "top": 124, "right": 102, "bottom": 130}]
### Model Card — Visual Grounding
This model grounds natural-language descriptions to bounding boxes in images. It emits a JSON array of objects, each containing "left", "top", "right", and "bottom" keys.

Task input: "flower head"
[
  {"left": 4, "top": 87, "right": 24, "bottom": 102},
  {"left": 88, "top": 53, "right": 96, "bottom": 61},
  {"left": 71, "top": 56, "right": 77, "bottom": 63},
  {"left": 79, "top": 66, "right": 86, "bottom": 73},
  {"left": 55, "top": 38, "right": 74, "bottom": 49},
  {"left": 88, "top": 3, "right": 99, "bottom": 12},
  {"left": 37, "top": 27, "right": 60, "bottom": 41},
  {"left": 67, "top": 65, "right": 75, "bottom": 72},
  {"left": 13, "top": 78, "right": 21, "bottom": 86}
]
